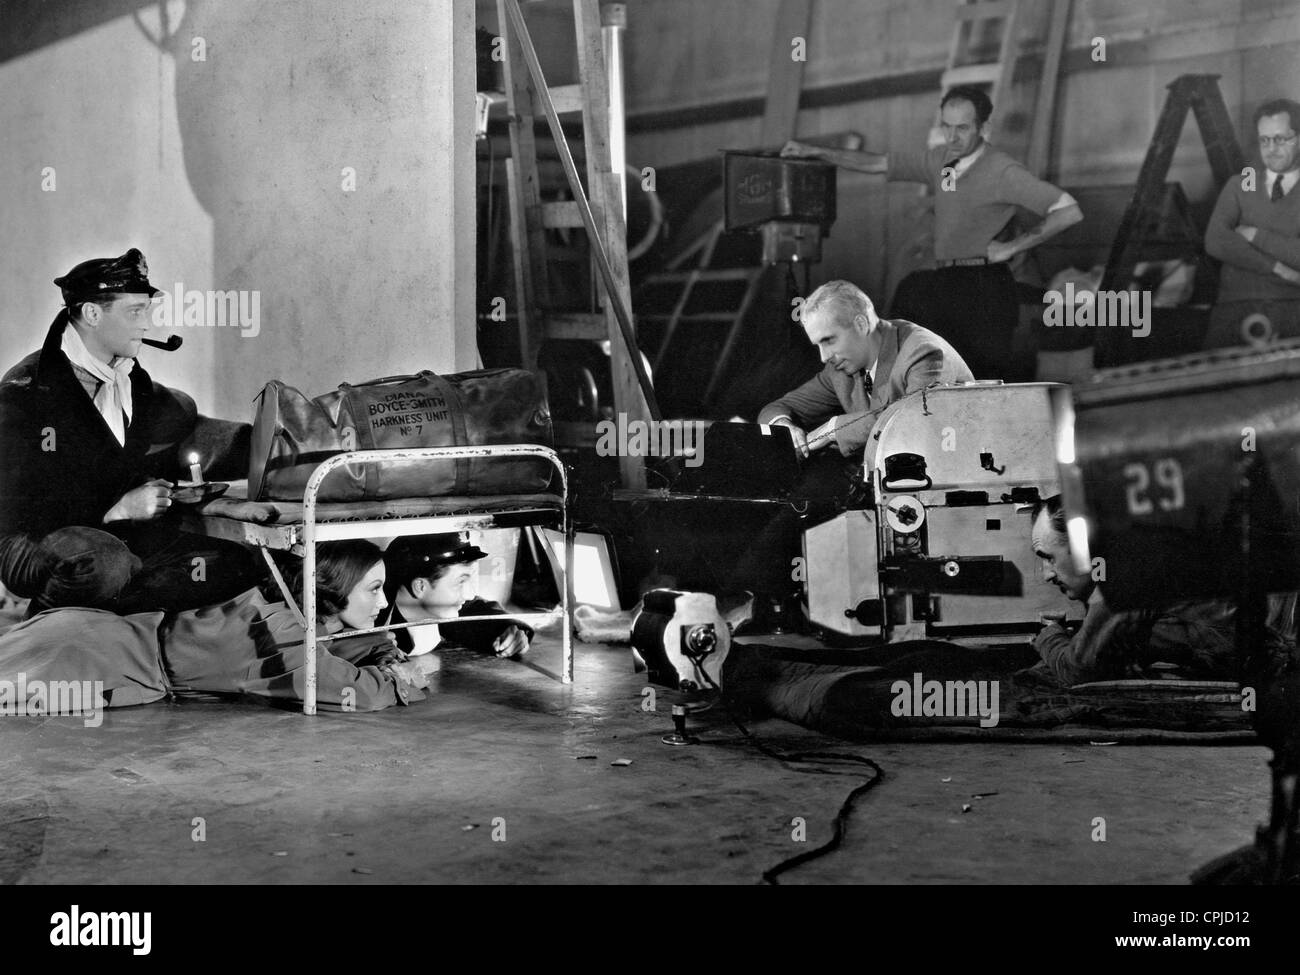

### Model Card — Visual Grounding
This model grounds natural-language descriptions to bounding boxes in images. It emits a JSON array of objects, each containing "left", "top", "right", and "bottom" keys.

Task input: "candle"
[{"left": 188, "top": 452, "right": 203, "bottom": 485}]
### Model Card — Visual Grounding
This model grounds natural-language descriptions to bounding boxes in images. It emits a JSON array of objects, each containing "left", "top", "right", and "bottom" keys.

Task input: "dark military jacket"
[{"left": 0, "top": 314, "right": 192, "bottom": 591}]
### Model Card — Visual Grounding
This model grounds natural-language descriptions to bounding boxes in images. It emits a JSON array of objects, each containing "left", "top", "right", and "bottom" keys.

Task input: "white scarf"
[
  {"left": 407, "top": 622, "right": 443, "bottom": 656},
  {"left": 61, "top": 323, "right": 134, "bottom": 446}
]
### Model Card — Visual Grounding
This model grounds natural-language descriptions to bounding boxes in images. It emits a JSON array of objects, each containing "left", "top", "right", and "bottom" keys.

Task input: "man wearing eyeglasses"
[{"left": 1204, "top": 98, "right": 1300, "bottom": 348}]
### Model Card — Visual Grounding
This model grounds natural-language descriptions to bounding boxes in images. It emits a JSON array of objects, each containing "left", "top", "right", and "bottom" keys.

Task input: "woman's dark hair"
[{"left": 273, "top": 539, "right": 385, "bottom": 622}]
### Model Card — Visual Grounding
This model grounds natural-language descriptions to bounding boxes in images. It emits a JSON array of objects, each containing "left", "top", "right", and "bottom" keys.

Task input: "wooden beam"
[
  {"left": 546, "top": 312, "right": 608, "bottom": 340},
  {"left": 760, "top": 0, "right": 815, "bottom": 147},
  {"left": 497, "top": 0, "right": 550, "bottom": 372},
  {"left": 1027, "top": 0, "right": 1072, "bottom": 178},
  {"left": 624, "top": 13, "right": 1300, "bottom": 137},
  {"left": 541, "top": 200, "right": 584, "bottom": 228},
  {"left": 572, "top": 0, "right": 649, "bottom": 488},
  {"left": 955, "top": 1, "right": 1014, "bottom": 21},
  {"left": 543, "top": 83, "right": 586, "bottom": 115}
]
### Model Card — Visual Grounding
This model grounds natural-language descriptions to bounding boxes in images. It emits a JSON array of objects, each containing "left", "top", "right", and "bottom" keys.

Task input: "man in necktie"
[
  {"left": 0, "top": 249, "right": 258, "bottom": 617},
  {"left": 760, "top": 281, "right": 973, "bottom": 458},
  {"left": 730, "top": 281, "right": 973, "bottom": 630},
  {"left": 781, "top": 86, "right": 1082, "bottom": 381},
  {"left": 1204, "top": 98, "right": 1300, "bottom": 349}
]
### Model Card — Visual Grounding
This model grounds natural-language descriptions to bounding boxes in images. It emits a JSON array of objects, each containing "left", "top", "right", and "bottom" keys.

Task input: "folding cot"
[{"left": 183, "top": 444, "right": 573, "bottom": 714}]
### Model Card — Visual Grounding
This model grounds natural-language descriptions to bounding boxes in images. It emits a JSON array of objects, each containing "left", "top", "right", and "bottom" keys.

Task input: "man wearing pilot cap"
[
  {"left": 381, "top": 532, "right": 533, "bottom": 660},
  {"left": 0, "top": 249, "right": 256, "bottom": 616}
]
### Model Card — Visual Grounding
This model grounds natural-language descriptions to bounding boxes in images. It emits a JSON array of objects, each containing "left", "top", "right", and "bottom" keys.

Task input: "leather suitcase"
[{"left": 248, "top": 369, "right": 553, "bottom": 502}]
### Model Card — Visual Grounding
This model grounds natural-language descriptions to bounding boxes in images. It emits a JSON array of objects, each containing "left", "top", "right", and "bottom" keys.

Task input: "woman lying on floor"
[
  {"left": 163, "top": 539, "right": 434, "bottom": 711},
  {"left": 0, "top": 537, "right": 430, "bottom": 713}
]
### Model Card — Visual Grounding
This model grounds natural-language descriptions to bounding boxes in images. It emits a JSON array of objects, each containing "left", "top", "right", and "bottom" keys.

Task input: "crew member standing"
[{"left": 783, "top": 85, "right": 1083, "bottom": 380}]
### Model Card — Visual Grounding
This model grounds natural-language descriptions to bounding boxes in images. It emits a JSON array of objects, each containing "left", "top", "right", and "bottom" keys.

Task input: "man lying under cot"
[{"left": 378, "top": 532, "right": 533, "bottom": 662}]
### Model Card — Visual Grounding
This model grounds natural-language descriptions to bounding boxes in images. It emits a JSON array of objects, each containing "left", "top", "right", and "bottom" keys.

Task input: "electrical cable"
[{"left": 688, "top": 650, "right": 885, "bottom": 885}]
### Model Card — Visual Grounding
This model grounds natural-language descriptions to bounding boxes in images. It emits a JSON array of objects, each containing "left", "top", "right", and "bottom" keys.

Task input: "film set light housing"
[
  {"left": 722, "top": 151, "right": 837, "bottom": 265},
  {"left": 1050, "top": 342, "right": 1300, "bottom": 883}
]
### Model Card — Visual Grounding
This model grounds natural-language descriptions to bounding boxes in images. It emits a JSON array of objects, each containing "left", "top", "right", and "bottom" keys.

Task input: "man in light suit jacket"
[
  {"left": 734, "top": 279, "right": 973, "bottom": 630},
  {"left": 758, "top": 279, "right": 974, "bottom": 457}
]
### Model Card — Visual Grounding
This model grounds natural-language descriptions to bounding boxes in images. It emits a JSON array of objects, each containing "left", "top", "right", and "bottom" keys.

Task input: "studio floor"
[{"left": 0, "top": 622, "right": 1271, "bottom": 885}]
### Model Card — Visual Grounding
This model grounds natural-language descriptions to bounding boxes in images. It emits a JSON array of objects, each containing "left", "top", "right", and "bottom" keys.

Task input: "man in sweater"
[
  {"left": 757, "top": 280, "right": 973, "bottom": 458},
  {"left": 1203, "top": 98, "right": 1300, "bottom": 349},
  {"left": 782, "top": 86, "right": 1082, "bottom": 380}
]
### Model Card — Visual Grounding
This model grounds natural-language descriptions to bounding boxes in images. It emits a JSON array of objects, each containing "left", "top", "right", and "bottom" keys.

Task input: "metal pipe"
[
  {"left": 303, "top": 488, "right": 319, "bottom": 715},
  {"left": 601, "top": 2, "right": 628, "bottom": 221}
]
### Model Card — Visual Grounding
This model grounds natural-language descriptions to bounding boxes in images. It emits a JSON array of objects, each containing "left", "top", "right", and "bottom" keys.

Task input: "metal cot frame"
[{"left": 260, "top": 445, "right": 573, "bottom": 714}]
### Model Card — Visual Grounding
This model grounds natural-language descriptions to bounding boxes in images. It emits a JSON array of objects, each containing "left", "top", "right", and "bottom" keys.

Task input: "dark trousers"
[
  {"left": 115, "top": 523, "right": 261, "bottom": 614},
  {"left": 890, "top": 264, "right": 1019, "bottom": 381},
  {"left": 729, "top": 452, "right": 858, "bottom": 603},
  {"left": 27, "top": 521, "right": 260, "bottom": 617}
]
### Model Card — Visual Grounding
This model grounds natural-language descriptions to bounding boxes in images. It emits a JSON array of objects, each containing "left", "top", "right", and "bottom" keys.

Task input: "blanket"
[{"left": 722, "top": 641, "right": 1258, "bottom": 743}]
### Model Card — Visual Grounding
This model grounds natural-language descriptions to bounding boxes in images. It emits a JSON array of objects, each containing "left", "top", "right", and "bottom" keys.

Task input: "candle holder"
[{"left": 170, "top": 481, "right": 230, "bottom": 505}]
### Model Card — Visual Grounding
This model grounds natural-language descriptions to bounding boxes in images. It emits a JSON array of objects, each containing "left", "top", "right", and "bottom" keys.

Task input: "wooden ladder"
[
  {"left": 639, "top": 224, "right": 767, "bottom": 400},
  {"left": 496, "top": 0, "right": 654, "bottom": 488},
  {"left": 1100, "top": 74, "right": 1245, "bottom": 293}
]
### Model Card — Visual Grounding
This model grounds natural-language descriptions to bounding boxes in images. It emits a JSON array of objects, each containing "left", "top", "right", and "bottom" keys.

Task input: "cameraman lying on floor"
[
  {"left": 1028, "top": 495, "right": 1295, "bottom": 686},
  {"left": 722, "top": 495, "right": 1296, "bottom": 736}
]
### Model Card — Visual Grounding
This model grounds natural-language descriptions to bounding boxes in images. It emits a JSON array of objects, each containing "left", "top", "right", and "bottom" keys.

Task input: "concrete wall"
[
  {"left": 0, "top": 0, "right": 477, "bottom": 422},
  {"left": 617, "top": 0, "right": 1300, "bottom": 302}
]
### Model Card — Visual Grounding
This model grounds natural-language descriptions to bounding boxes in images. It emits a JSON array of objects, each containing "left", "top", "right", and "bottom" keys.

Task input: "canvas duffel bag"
[{"left": 248, "top": 369, "right": 553, "bottom": 501}]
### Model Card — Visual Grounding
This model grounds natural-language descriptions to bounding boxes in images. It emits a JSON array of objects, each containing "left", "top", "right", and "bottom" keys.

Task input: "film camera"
[
  {"left": 803, "top": 382, "right": 1077, "bottom": 643},
  {"left": 722, "top": 151, "right": 836, "bottom": 265}
]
